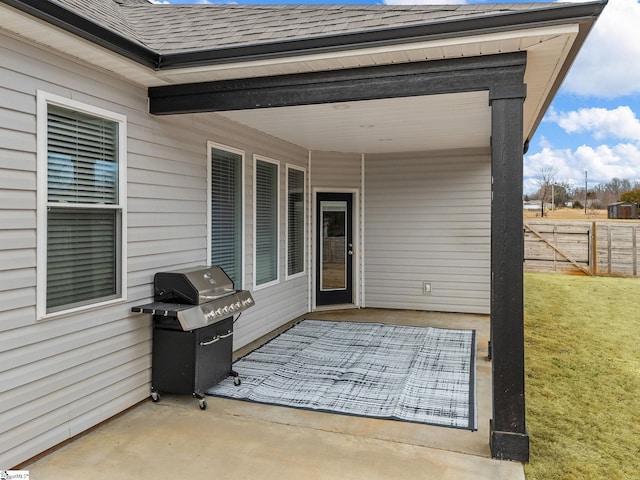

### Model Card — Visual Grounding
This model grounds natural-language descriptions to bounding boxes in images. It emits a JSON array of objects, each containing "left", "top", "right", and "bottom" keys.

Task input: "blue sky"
[{"left": 156, "top": 0, "right": 640, "bottom": 195}]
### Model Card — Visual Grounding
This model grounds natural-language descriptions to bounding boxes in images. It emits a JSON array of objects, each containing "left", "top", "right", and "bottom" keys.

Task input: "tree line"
[{"left": 527, "top": 167, "right": 640, "bottom": 210}]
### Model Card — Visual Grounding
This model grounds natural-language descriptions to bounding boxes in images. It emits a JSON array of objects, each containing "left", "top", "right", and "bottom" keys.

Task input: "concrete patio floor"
[{"left": 24, "top": 309, "right": 525, "bottom": 479}]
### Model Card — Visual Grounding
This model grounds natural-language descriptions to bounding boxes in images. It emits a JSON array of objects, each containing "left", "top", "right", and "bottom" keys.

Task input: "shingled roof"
[{"left": 53, "top": 0, "right": 566, "bottom": 55}]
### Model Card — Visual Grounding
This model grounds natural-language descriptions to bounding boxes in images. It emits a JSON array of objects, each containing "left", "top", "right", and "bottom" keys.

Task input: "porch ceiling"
[{"left": 217, "top": 91, "right": 491, "bottom": 154}]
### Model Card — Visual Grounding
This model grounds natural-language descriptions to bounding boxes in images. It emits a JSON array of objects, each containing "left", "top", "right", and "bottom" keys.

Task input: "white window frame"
[
  {"left": 253, "top": 155, "right": 280, "bottom": 290},
  {"left": 285, "top": 164, "right": 306, "bottom": 280},
  {"left": 207, "top": 141, "right": 245, "bottom": 288},
  {"left": 36, "top": 91, "right": 127, "bottom": 320}
]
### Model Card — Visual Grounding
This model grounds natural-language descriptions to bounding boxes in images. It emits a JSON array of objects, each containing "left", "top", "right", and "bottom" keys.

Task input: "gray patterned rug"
[{"left": 207, "top": 320, "right": 477, "bottom": 430}]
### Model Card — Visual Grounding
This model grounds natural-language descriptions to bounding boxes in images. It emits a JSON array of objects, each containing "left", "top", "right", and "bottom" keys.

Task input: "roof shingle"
[{"left": 51, "top": 1, "right": 564, "bottom": 55}]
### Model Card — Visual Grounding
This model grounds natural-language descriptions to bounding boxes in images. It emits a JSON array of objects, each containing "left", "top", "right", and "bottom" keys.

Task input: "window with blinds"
[
  {"left": 255, "top": 158, "right": 279, "bottom": 287},
  {"left": 210, "top": 146, "right": 243, "bottom": 288},
  {"left": 44, "top": 103, "right": 123, "bottom": 314},
  {"left": 287, "top": 166, "right": 305, "bottom": 277}
]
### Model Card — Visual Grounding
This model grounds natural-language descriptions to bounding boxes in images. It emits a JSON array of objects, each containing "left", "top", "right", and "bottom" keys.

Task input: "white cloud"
[
  {"left": 537, "top": 135, "right": 553, "bottom": 149},
  {"left": 548, "top": 106, "right": 640, "bottom": 143},
  {"left": 562, "top": 0, "right": 640, "bottom": 98},
  {"left": 574, "top": 143, "right": 640, "bottom": 180},
  {"left": 524, "top": 143, "right": 640, "bottom": 193},
  {"left": 524, "top": 147, "right": 576, "bottom": 184},
  {"left": 532, "top": 106, "right": 640, "bottom": 191}
]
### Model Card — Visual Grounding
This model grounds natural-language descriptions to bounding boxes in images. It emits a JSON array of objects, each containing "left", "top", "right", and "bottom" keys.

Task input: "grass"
[
  {"left": 523, "top": 207, "right": 639, "bottom": 222},
  {"left": 524, "top": 272, "right": 640, "bottom": 479},
  {"left": 523, "top": 208, "right": 609, "bottom": 221}
]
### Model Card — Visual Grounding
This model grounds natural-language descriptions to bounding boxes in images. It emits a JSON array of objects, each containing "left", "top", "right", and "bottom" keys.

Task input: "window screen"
[
  {"left": 46, "top": 104, "right": 121, "bottom": 312},
  {"left": 255, "top": 159, "right": 278, "bottom": 286},
  {"left": 210, "top": 147, "right": 243, "bottom": 288},
  {"left": 287, "top": 167, "right": 305, "bottom": 276}
]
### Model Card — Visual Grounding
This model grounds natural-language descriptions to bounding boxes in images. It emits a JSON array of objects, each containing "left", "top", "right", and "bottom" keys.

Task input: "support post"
[{"left": 489, "top": 83, "right": 530, "bottom": 462}]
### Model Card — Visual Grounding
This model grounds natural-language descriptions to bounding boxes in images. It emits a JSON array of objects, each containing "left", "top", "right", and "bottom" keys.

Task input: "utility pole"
[{"left": 584, "top": 170, "right": 588, "bottom": 214}]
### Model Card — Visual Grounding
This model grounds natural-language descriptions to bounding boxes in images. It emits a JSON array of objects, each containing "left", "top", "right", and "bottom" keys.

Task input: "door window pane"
[{"left": 320, "top": 201, "right": 347, "bottom": 290}]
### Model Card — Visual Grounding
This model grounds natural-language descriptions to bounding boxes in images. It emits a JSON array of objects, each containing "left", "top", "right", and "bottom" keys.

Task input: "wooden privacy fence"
[{"left": 524, "top": 221, "right": 640, "bottom": 276}]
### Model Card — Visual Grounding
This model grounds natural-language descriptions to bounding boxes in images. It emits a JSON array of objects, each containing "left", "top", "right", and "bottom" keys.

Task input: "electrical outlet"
[{"left": 423, "top": 282, "right": 432, "bottom": 295}]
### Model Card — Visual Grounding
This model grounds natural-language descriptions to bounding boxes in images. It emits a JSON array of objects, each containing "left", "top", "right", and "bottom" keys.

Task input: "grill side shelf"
[{"left": 131, "top": 302, "right": 193, "bottom": 317}]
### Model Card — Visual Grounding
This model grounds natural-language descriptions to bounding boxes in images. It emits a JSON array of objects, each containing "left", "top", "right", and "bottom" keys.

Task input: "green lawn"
[{"left": 524, "top": 273, "right": 640, "bottom": 479}]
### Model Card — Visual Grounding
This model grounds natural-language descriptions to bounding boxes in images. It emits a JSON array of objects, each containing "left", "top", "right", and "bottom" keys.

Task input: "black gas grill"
[{"left": 131, "top": 266, "right": 254, "bottom": 410}]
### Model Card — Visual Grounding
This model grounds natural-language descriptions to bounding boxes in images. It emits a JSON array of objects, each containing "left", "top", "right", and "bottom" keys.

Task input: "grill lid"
[
  {"left": 154, "top": 266, "right": 235, "bottom": 305},
  {"left": 132, "top": 265, "right": 255, "bottom": 331}
]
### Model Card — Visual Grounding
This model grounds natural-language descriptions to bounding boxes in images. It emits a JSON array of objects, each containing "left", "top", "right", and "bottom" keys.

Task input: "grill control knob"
[
  {"left": 215, "top": 308, "right": 222, "bottom": 316},
  {"left": 222, "top": 306, "right": 229, "bottom": 314}
]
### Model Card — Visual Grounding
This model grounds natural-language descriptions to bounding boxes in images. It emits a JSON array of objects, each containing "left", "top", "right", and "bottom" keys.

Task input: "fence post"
[
  {"left": 633, "top": 225, "right": 637, "bottom": 276},
  {"left": 553, "top": 224, "right": 557, "bottom": 271},
  {"left": 607, "top": 225, "right": 612, "bottom": 275},
  {"left": 591, "top": 222, "right": 597, "bottom": 275}
]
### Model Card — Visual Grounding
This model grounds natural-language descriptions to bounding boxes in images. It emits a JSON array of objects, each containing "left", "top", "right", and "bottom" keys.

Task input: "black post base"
[{"left": 490, "top": 420, "right": 530, "bottom": 462}]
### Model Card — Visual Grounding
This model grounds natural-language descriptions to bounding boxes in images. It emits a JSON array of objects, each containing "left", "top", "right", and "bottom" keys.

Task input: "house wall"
[
  {"left": 310, "top": 151, "right": 362, "bottom": 189},
  {"left": 198, "top": 119, "right": 310, "bottom": 348},
  {"left": 364, "top": 149, "right": 491, "bottom": 314},
  {"left": 307, "top": 149, "right": 490, "bottom": 314},
  {"left": 0, "top": 32, "right": 308, "bottom": 468},
  {"left": 310, "top": 151, "right": 363, "bottom": 305}
]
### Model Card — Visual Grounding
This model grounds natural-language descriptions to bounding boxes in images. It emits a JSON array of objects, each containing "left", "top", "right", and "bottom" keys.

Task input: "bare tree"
[
  {"left": 535, "top": 166, "right": 558, "bottom": 216},
  {"left": 583, "top": 178, "right": 638, "bottom": 209},
  {"left": 608, "top": 178, "right": 632, "bottom": 196}
]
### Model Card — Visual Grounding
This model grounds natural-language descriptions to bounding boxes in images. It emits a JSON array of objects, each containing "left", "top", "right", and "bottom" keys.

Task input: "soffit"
[{"left": 0, "top": 4, "right": 160, "bottom": 85}]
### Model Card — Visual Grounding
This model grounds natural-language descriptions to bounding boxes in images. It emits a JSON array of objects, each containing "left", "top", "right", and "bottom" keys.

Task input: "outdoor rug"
[{"left": 207, "top": 320, "right": 477, "bottom": 430}]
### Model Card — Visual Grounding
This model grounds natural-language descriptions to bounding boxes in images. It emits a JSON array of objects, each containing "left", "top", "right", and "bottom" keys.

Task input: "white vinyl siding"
[
  {"left": 0, "top": 33, "right": 310, "bottom": 468},
  {"left": 37, "top": 95, "right": 127, "bottom": 317},
  {"left": 0, "top": 37, "right": 160, "bottom": 468},
  {"left": 364, "top": 149, "right": 491, "bottom": 314},
  {"left": 310, "top": 151, "right": 362, "bottom": 189},
  {"left": 286, "top": 165, "right": 306, "bottom": 279},
  {"left": 254, "top": 156, "right": 279, "bottom": 289},
  {"left": 208, "top": 143, "right": 244, "bottom": 288}
]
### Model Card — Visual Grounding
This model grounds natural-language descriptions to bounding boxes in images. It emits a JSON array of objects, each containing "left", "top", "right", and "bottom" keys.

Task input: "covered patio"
[
  {"left": 24, "top": 309, "right": 524, "bottom": 480},
  {"left": 0, "top": 0, "right": 605, "bottom": 469}
]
